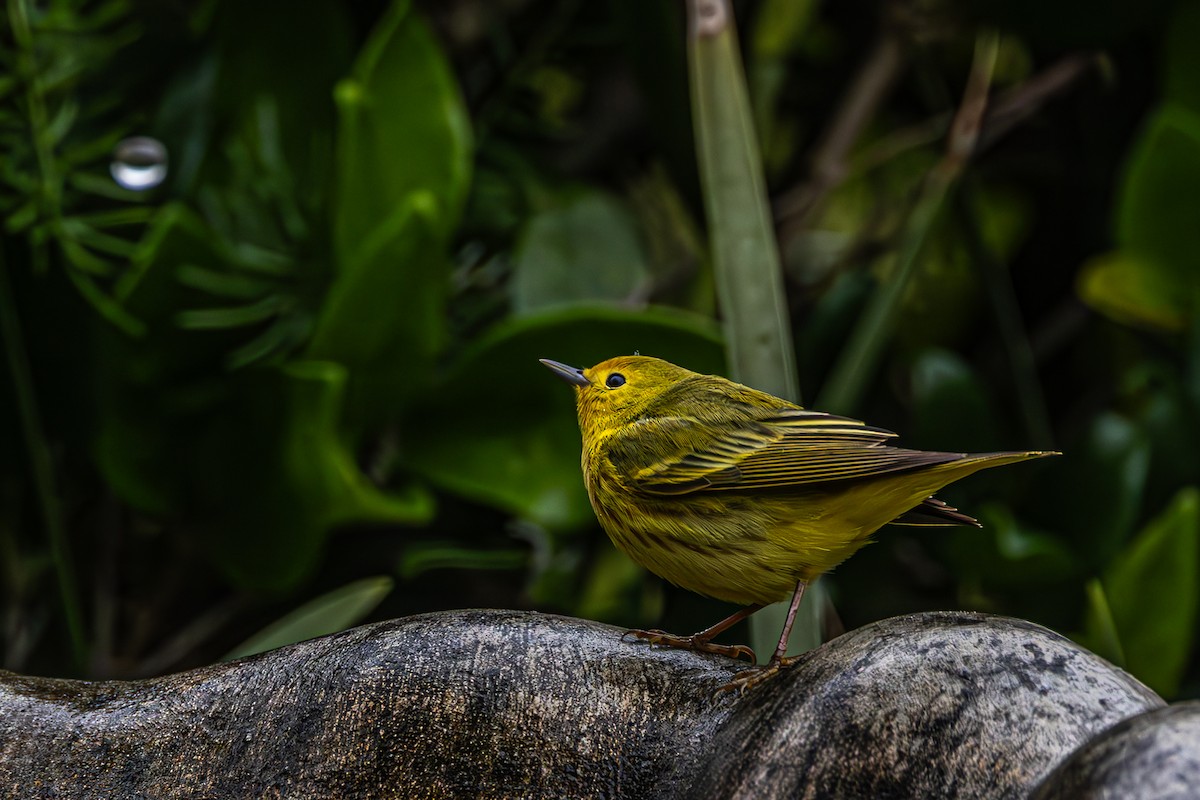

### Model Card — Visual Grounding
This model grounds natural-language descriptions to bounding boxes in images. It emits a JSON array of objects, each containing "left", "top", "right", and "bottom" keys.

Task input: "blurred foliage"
[{"left": 1, "top": 0, "right": 1198, "bottom": 701}]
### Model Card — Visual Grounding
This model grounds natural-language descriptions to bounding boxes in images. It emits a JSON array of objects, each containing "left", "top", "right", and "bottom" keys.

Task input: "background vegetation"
[{"left": 1, "top": 0, "right": 1197, "bottom": 700}]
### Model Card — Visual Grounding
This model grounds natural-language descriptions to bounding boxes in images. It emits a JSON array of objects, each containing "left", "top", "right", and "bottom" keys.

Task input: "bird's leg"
[
  {"left": 623, "top": 604, "right": 761, "bottom": 663},
  {"left": 717, "top": 580, "right": 808, "bottom": 694}
]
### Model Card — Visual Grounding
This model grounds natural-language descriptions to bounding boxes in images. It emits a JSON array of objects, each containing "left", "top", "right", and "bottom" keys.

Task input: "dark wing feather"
[{"left": 607, "top": 408, "right": 964, "bottom": 497}]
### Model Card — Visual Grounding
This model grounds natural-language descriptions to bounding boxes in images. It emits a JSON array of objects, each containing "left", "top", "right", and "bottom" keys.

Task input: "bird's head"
[{"left": 540, "top": 355, "right": 695, "bottom": 438}]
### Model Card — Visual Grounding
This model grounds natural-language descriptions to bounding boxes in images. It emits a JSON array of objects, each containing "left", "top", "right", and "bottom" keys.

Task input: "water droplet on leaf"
[{"left": 110, "top": 136, "right": 168, "bottom": 191}]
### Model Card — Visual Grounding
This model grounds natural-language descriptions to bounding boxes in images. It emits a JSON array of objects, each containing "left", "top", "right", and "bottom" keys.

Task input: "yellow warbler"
[{"left": 542, "top": 355, "right": 1056, "bottom": 691}]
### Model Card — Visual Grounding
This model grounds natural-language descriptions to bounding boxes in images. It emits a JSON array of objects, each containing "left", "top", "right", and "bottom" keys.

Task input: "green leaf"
[
  {"left": 397, "top": 544, "right": 526, "bottom": 580},
  {"left": 278, "top": 362, "right": 436, "bottom": 530},
  {"left": 65, "top": 269, "right": 145, "bottom": 337},
  {"left": 1078, "top": 250, "right": 1190, "bottom": 332},
  {"left": 1080, "top": 578, "right": 1125, "bottom": 668},
  {"left": 95, "top": 209, "right": 434, "bottom": 589},
  {"left": 687, "top": 0, "right": 798, "bottom": 403},
  {"left": 307, "top": 195, "right": 446, "bottom": 417},
  {"left": 176, "top": 263, "right": 274, "bottom": 300},
  {"left": 94, "top": 208, "right": 247, "bottom": 517},
  {"left": 1129, "top": 361, "right": 1200, "bottom": 512},
  {"left": 175, "top": 296, "right": 284, "bottom": 330},
  {"left": 1101, "top": 486, "right": 1200, "bottom": 697},
  {"left": 333, "top": 0, "right": 471, "bottom": 261},
  {"left": 403, "top": 304, "right": 724, "bottom": 530},
  {"left": 1081, "top": 104, "right": 1200, "bottom": 330},
  {"left": 5, "top": 200, "right": 39, "bottom": 233},
  {"left": 510, "top": 189, "right": 651, "bottom": 314},
  {"left": 223, "top": 576, "right": 394, "bottom": 660}
]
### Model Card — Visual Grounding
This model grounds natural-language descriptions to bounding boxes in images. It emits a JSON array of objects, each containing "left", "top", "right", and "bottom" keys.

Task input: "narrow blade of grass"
[
  {"left": 686, "top": 0, "right": 817, "bottom": 656},
  {"left": 224, "top": 576, "right": 394, "bottom": 661},
  {"left": 687, "top": 0, "right": 798, "bottom": 402}
]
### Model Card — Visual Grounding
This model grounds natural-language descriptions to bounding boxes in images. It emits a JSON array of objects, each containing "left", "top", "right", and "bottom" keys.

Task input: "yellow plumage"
[{"left": 542, "top": 354, "right": 1055, "bottom": 690}]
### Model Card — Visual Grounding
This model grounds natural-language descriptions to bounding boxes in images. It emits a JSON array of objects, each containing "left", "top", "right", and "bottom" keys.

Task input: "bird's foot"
[
  {"left": 714, "top": 654, "right": 800, "bottom": 695},
  {"left": 622, "top": 628, "right": 756, "bottom": 663}
]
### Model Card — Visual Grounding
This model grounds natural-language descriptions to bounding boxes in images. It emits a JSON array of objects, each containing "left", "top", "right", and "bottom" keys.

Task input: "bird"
[{"left": 541, "top": 354, "right": 1056, "bottom": 692}]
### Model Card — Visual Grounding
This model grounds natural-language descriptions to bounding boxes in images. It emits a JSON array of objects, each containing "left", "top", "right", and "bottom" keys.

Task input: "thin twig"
[
  {"left": 955, "top": 181, "right": 1056, "bottom": 449},
  {"left": 132, "top": 595, "right": 245, "bottom": 678},
  {"left": 817, "top": 31, "right": 1000, "bottom": 414},
  {"left": 774, "top": 29, "right": 907, "bottom": 233},
  {"left": 781, "top": 52, "right": 1102, "bottom": 243},
  {"left": 977, "top": 52, "right": 1106, "bottom": 153}
]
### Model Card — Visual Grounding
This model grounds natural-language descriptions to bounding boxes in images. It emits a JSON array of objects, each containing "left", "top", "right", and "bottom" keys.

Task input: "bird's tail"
[{"left": 889, "top": 450, "right": 1058, "bottom": 528}]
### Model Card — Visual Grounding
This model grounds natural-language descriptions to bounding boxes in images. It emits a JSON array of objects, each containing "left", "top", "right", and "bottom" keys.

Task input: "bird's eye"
[{"left": 605, "top": 373, "right": 626, "bottom": 389}]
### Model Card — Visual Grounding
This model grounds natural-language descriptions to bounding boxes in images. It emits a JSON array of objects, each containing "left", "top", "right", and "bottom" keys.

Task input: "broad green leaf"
[
  {"left": 403, "top": 305, "right": 723, "bottom": 530},
  {"left": 1101, "top": 487, "right": 1200, "bottom": 697},
  {"left": 224, "top": 576, "right": 394, "bottom": 660},
  {"left": 1082, "top": 104, "right": 1200, "bottom": 331},
  {"left": 101, "top": 222, "right": 433, "bottom": 591},
  {"left": 279, "top": 361, "right": 435, "bottom": 528},
  {"left": 1078, "top": 250, "right": 1189, "bottom": 332},
  {"left": 307, "top": 196, "right": 446, "bottom": 418},
  {"left": 333, "top": 0, "right": 471, "bottom": 261},
  {"left": 510, "top": 189, "right": 651, "bottom": 314},
  {"left": 687, "top": 0, "right": 797, "bottom": 403}
]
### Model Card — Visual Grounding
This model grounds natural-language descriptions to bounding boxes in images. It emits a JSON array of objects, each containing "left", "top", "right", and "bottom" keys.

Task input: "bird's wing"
[{"left": 607, "top": 409, "right": 963, "bottom": 496}]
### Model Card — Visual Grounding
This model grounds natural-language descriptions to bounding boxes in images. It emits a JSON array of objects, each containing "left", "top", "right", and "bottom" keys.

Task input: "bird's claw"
[
  {"left": 621, "top": 628, "right": 757, "bottom": 663},
  {"left": 713, "top": 655, "right": 799, "bottom": 696}
]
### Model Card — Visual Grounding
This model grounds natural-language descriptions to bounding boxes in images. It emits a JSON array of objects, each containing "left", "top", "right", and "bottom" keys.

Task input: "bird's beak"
[{"left": 540, "top": 359, "right": 590, "bottom": 388}]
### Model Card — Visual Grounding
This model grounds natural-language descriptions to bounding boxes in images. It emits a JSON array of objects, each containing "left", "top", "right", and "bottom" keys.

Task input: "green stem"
[
  {"left": 816, "top": 173, "right": 950, "bottom": 414},
  {"left": 817, "top": 31, "right": 1000, "bottom": 415},
  {"left": 0, "top": 252, "right": 87, "bottom": 670},
  {"left": 955, "top": 182, "right": 1056, "bottom": 449},
  {"left": 9, "top": 0, "right": 62, "bottom": 274}
]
